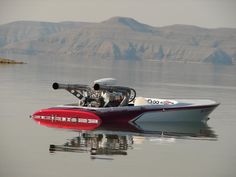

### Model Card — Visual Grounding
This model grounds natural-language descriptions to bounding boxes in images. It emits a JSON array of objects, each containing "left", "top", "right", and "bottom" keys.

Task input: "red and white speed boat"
[{"left": 31, "top": 78, "right": 219, "bottom": 129}]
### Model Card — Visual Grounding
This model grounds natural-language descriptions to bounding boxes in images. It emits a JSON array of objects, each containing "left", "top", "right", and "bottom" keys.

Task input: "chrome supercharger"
[{"left": 52, "top": 78, "right": 136, "bottom": 107}]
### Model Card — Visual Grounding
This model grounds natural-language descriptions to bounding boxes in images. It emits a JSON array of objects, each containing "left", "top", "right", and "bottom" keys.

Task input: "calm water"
[{"left": 1, "top": 54, "right": 236, "bottom": 177}]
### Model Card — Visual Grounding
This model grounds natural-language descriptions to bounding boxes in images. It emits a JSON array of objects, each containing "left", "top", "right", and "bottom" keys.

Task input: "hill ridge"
[{"left": 0, "top": 17, "right": 236, "bottom": 64}]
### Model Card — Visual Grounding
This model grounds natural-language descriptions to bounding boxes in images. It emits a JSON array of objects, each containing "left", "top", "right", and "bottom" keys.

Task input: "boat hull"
[
  {"left": 132, "top": 106, "right": 215, "bottom": 123},
  {"left": 32, "top": 102, "right": 219, "bottom": 130},
  {"left": 97, "top": 104, "right": 218, "bottom": 123}
]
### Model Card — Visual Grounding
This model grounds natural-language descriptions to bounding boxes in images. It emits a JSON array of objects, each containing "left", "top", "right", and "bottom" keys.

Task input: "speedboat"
[{"left": 31, "top": 78, "right": 219, "bottom": 128}]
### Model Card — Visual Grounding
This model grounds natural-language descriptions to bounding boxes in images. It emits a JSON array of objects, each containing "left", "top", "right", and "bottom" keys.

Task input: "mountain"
[
  {"left": 0, "top": 21, "right": 87, "bottom": 48},
  {"left": 0, "top": 17, "right": 236, "bottom": 64}
]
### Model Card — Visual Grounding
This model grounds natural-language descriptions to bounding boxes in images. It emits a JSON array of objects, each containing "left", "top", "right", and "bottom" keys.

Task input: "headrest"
[{"left": 134, "top": 97, "right": 149, "bottom": 106}]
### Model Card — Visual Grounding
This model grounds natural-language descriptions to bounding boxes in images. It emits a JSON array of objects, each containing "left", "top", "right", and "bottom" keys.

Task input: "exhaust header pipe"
[
  {"left": 52, "top": 82, "right": 89, "bottom": 90},
  {"left": 52, "top": 82, "right": 91, "bottom": 100},
  {"left": 93, "top": 83, "right": 131, "bottom": 93}
]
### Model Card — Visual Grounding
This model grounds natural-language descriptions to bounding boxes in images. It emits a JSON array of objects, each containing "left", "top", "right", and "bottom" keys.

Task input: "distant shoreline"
[{"left": 0, "top": 57, "right": 25, "bottom": 64}]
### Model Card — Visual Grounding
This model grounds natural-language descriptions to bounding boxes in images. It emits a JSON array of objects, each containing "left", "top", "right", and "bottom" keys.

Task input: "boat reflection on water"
[
  {"left": 49, "top": 133, "right": 131, "bottom": 158},
  {"left": 48, "top": 121, "right": 217, "bottom": 159}
]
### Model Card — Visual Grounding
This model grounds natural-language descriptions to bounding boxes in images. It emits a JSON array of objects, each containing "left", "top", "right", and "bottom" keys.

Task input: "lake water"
[{"left": 1, "top": 54, "right": 236, "bottom": 177}]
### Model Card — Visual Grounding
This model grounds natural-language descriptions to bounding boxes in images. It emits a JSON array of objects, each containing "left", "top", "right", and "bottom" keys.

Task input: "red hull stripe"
[{"left": 32, "top": 109, "right": 101, "bottom": 130}]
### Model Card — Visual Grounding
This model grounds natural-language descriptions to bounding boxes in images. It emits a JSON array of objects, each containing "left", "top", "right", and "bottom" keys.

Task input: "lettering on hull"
[{"left": 33, "top": 115, "right": 100, "bottom": 124}]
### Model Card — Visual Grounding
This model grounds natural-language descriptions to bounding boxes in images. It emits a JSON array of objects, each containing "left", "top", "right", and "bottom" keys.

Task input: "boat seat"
[{"left": 134, "top": 97, "right": 150, "bottom": 106}]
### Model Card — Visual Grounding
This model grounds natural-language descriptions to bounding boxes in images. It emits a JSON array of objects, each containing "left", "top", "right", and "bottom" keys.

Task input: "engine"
[{"left": 52, "top": 78, "right": 136, "bottom": 107}]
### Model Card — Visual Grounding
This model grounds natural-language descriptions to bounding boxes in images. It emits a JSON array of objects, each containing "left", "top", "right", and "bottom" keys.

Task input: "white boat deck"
[{"left": 55, "top": 98, "right": 219, "bottom": 111}]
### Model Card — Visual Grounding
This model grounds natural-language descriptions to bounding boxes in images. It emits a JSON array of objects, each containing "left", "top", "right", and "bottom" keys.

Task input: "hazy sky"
[{"left": 0, "top": 0, "right": 236, "bottom": 28}]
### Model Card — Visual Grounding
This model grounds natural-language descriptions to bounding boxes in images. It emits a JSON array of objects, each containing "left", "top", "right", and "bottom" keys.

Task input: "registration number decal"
[{"left": 146, "top": 98, "right": 177, "bottom": 105}]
